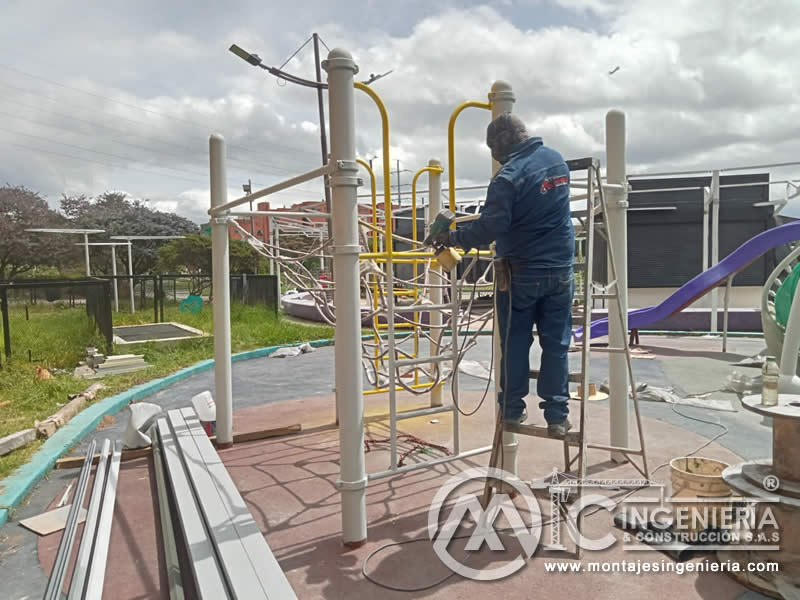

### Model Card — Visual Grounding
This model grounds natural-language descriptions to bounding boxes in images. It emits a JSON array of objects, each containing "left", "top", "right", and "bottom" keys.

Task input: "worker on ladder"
[{"left": 431, "top": 113, "right": 575, "bottom": 435}]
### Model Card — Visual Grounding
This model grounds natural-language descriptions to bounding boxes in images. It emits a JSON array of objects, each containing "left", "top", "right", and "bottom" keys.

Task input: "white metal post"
[
  {"left": 275, "top": 226, "right": 282, "bottom": 291},
  {"left": 268, "top": 217, "right": 275, "bottom": 276},
  {"left": 702, "top": 187, "right": 710, "bottom": 281},
  {"left": 606, "top": 110, "right": 629, "bottom": 463},
  {"left": 319, "top": 230, "right": 325, "bottom": 274},
  {"left": 324, "top": 48, "right": 367, "bottom": 546},
  {"left": 490, "top": 80, "right": 519, "bottom": 476},
  {"left": 210, "top": 134, "right": 234, "bottom": 448},
  {"left": 111, "top": 245, "right": 119, "bottom": 313},
  {"left": 428, "top": 159, "right": 444, "bottom": 407},
  {"left": 710, "top": 170, "right": 720, "bottom": 333},
  {"left": 127, "top": 241, "right": 135, "bottom": 313},
  {"left": 83, "top": 233, "right": 91, "bottom": 277}
]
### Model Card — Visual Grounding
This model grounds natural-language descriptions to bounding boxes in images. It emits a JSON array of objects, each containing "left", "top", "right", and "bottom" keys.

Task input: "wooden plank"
[
  {"left": 19, "top": 504, "right": 87, "bottom": 536},
  {"left": 55, "top": 446, "right": 152, "bottom": 470},
  {"left": 229, "top": 424, "right": 301, "bottom": 444},
  {"left": 54, "top": 424, "right": 302, "bottom": 469},
  {"left": 503, "top": 423, "right": 582, "bottom": 446}
]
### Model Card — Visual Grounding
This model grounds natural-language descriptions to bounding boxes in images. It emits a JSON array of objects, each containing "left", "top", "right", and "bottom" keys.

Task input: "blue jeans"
[{"left": 496, "top": 266, "right": 574, "bottom": 424}]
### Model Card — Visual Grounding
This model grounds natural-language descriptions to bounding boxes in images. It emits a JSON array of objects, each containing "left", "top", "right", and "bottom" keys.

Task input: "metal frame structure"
[
  {"left": 209, "top": 45, "right": 654, "bottom": 546},
  {"left": 109, "top": 235, "right": 185, "bottom": 313},
  {"left": 25, "top": 228, "right": 105, "bottom": 277},
  {"left": 74, "top": 242, "right": 129, "bottom": 312}
]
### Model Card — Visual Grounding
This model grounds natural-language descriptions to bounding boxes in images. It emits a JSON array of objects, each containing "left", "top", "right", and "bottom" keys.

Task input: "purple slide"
[{"left": 574, "top": 221, "right": 800, "bottom": 341}]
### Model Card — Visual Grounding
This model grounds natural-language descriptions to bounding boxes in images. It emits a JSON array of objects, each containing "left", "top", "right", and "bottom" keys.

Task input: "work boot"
[
  {"left": 547, "top": 418, "right": 572, "bottom": 437},
  {"left": 502, "top": 409, "right": 528, "bottom": 426}
]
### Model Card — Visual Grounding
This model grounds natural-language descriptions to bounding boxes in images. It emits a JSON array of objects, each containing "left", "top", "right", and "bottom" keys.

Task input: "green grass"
[{"left": 0, "top": 302, "right": 332, "bottom": 479}]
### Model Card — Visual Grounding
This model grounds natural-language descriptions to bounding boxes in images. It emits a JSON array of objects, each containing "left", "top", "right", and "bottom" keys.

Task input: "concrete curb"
[{"left": 0, "top": 337, "right": 335, "bottom": 528}]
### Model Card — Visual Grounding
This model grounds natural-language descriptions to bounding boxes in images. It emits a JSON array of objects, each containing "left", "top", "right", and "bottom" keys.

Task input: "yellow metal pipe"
[
  {"left": 364, "top": 381, "right": 445, "bottom": 396},
  {"left": 354, "top": 82, "right": 393, "bottom": 256},
  {"left": 356, "top": 158, "right": 378, "bottom": 254},
  {"left": 447, "top": 100, "right": 491, "bottom": 213},
  {"left": 357, "top": 159, "right": 382, "bottom": 373}
]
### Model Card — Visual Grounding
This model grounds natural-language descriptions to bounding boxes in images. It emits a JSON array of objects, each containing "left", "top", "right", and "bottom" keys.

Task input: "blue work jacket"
[{"left": 451, "top": 137, "right": 574, "bottom": 268}]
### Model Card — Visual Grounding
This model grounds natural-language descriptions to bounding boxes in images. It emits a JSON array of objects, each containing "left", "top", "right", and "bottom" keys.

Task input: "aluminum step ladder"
[{"left": 482, "top": 157, "right": 650, "bottom": 559}]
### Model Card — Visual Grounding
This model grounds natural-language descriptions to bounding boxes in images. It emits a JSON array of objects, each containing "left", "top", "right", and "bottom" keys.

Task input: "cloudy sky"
[{"left": 1, "top": 0, "right": 799, "bottom": 223}]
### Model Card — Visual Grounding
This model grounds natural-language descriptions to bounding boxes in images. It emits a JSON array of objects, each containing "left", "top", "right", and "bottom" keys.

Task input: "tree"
[
  {"left": 0, "top": 185, "right": 76, "bottom": 280},
  {"left": 157, "top": 234, "right": 265, "bottom": 295},
  {"left": 60, "top": 192, "right": 199, "bottom": 274}
]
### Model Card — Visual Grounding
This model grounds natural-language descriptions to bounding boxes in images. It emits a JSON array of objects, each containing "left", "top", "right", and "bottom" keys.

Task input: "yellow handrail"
[
  {"left": 447, "top": 100, "right": 491, "bottom": 214},
  {"left": 357, "top": 158, "right": 382, "bottom": 375},
  {"left": 356, "top": 158, "right": 378, "bottom": 254},
  {"left": 354, "top": 82, "right": 392, "bottom": 256}
]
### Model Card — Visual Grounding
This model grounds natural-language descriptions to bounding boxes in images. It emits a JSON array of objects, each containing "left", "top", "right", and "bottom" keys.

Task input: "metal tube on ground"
[
  {"left": 324, "top": 48, "right": 367, "bottom": 546},
  {"left": 210, "top": 134, "right": 234, "bottom": 448},
  {"left": 151, "top": 430, "right": 184, "bottom": 600},
  {"left": 83, "top": 441, "right": 122, "bottom": 599},
  {"left": 68, "top": 439, "right": 111, "bottom": 600},
  {"left": 606, "top": 109, "right": 629, "bottom": 463},
  {"left": 44, "top": 439, "right": 97, "bottom": 600}
]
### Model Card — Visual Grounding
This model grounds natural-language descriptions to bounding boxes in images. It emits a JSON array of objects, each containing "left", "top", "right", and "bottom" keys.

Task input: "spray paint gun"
[{"left": 423, "top": 208, "right": 461, "bottom": 271}]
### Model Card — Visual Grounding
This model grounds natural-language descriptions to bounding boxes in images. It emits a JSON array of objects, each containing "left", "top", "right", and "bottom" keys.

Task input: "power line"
[
  {"left": 5, "top": 141, "right": 205, "bottom": 184},
  {"left": 0, "top": 93, "right": 317, "bottom": 176},
  {"left": 0, "top": 103, "right": 325, "bottom": 191},
  {"left": 3, "top": 141, "right": 325, "bottom": 202},
  {"left": 0, "top": 65, "right": 322, "bottom": 161}
]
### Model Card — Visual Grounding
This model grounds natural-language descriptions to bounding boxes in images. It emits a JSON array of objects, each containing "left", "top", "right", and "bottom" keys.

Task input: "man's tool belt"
[{"left": 494, "top": 258, "right": 510, "bottom": 292}]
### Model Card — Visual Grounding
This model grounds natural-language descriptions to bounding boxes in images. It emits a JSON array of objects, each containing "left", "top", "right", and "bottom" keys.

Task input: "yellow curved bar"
[
  {"left": 356, "top": 158, "right": 378, "bottom": 253},
  {"left": 447, "top": 100, "right": 491, "bottom": 214},
  {"left": 354, "top": 82, "right": 393, "bottom": 256}
]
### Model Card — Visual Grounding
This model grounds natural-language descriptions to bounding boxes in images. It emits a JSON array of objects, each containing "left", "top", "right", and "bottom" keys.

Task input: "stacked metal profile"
[
  {"left": 154, "top": 407, "right": 297, "bottom": 599},
  {"left": 43, "top": 438, "right": 123, "bottom": 600}
]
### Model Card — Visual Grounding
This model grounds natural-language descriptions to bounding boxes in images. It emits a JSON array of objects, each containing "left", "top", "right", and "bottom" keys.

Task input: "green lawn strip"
[{"left": 0, "top": 303, "right": 332, "bottom": 480}]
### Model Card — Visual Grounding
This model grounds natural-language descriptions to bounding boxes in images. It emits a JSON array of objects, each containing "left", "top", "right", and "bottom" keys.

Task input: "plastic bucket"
[{"left": 670, "top": 457, "right": 732, "bottom": 534}]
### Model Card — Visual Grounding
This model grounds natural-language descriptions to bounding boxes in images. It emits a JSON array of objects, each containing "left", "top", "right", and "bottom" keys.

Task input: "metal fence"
[{"left": 0, "top": 278, "right": 113, "bottom": 367}]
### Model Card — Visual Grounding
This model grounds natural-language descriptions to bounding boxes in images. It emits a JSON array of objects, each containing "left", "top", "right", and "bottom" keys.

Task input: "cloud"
[{"left": 0, "top": 0, "right": 798, "bottom": 222}]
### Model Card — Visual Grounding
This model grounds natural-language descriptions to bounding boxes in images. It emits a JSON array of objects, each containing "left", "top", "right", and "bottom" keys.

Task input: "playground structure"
[
  {"left": 204, "top": 44, "right": 800, "bottom": 550},
  {"left": 206, "top": 46, "right": 651, "bottom": 547}
]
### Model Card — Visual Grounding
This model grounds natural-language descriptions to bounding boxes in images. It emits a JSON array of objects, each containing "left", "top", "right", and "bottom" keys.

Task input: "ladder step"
[
  {"left": 503, "top": 423, "right": 582, "bottom": 446},
  {"left": 530, "top": 369, "right": 583, "bottom": 383},
  {"left": 596, "top": 347, "right": 627, "bottom": 353},
  {"left": 592, "top": 294, "right": 617, "bottom": 300}
]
